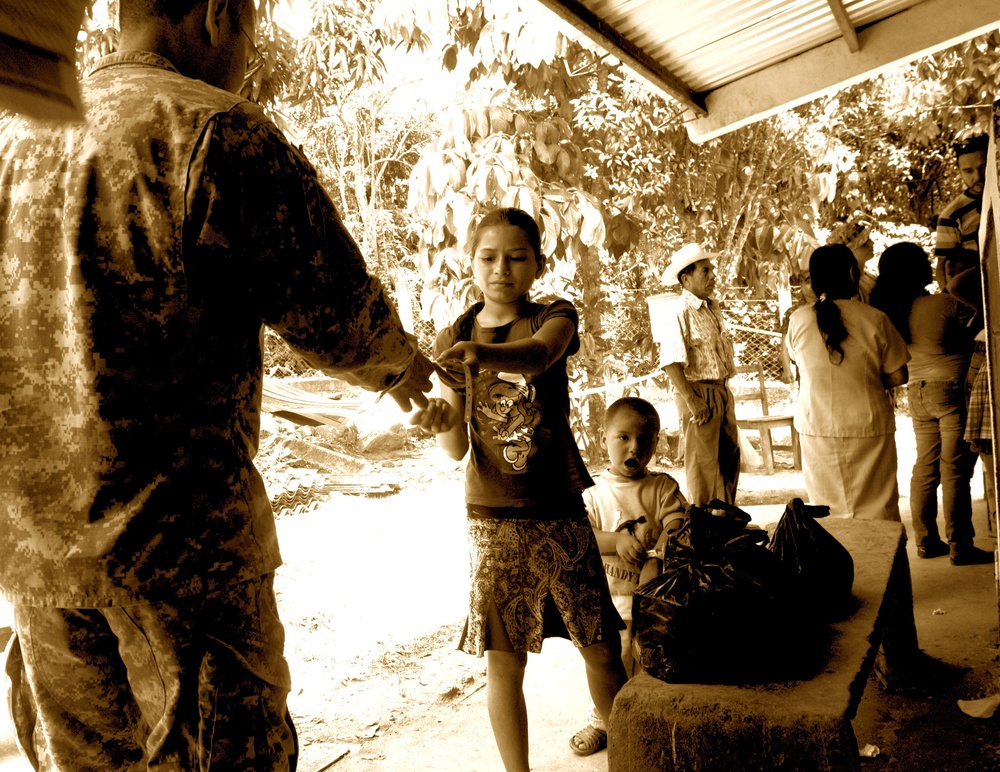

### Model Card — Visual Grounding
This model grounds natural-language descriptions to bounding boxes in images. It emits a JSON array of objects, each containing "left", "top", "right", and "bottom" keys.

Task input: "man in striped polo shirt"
[{"left": 934, "top": 134, "right": 988, "bottom": 273}]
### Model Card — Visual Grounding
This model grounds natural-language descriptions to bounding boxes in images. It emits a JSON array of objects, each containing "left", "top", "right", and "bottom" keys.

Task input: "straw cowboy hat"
[{"left": 661, "top": 243, "right": 720, "bottom": 286}]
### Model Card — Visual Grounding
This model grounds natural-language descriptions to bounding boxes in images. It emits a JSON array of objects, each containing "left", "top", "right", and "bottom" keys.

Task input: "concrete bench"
[{"left": 609, "top": 518, "right": 917, "bottom": 772}]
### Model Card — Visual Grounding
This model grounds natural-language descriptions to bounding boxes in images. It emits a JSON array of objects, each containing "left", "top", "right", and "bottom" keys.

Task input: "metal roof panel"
[{"left": 576, "top": 0, "right": 923, "bottom": 93}]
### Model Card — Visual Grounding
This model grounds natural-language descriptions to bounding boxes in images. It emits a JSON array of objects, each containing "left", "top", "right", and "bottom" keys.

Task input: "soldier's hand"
[{"left": 386, "top": 352, "right": 434, "bottom": 412}]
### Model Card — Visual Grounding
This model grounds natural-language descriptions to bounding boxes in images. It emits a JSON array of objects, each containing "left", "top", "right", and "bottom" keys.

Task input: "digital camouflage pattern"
[
  {"left": 7, "top": 573, "right": 296, "bottom": 769},
  {"left": 0, "top": 51, "right": 417, "bottom": 606}
]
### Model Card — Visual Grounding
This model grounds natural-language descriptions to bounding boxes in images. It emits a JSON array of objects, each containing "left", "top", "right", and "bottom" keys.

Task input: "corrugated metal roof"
[
  {"left": 583, "top": 0, "right": 922, "bottom": 94},
  {"left": 535, "top": 0, "right": 999, "bottom": 140}
]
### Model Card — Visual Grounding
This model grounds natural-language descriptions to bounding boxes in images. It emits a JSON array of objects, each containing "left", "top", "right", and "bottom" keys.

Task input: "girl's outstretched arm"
[{"left": 437, "top": 316, "right": 576, "bottom": 376}]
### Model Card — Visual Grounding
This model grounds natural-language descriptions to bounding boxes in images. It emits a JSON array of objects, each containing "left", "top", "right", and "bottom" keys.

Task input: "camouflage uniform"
[{"left": 0, "top": 50, "right": 418, "bottom": 768}]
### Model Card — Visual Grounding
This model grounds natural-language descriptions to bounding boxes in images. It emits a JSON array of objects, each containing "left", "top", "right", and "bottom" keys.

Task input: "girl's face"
[{"left": 472, "top": 225, "right": 544, "bottom": 307}]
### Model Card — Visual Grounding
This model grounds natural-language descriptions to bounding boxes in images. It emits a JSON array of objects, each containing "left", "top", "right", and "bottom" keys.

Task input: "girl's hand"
[
  {"left": 409, "top": 397, "right": 463, "bottom": 434},
  {"left": 436, "top": 342, "right": 480, "bottom": 377},
  {"left": 615, "top": 531, "right": 645, "bottom": 565}
]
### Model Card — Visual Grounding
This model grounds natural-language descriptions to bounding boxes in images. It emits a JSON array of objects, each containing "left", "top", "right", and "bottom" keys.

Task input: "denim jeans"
[{"left": 908, "top": 380, "right": 978, "bottom": 546}]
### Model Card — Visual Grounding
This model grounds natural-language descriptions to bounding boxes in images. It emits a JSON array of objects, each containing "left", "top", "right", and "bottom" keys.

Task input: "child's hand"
[
  {"left": 436, "top": 342, "right": 480, "bottom": 377},
  {"left": 409, "top": 398, "right": 462, "bottom": 434},
  {"left": 615, "top": 531, "right": 645, "bottom": 565},
  {"left": 632, "top": 518, "right": 658, "bottom": 551}
]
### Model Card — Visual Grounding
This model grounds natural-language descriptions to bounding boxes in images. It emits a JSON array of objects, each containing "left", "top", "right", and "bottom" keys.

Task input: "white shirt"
[
  {"left": 584, "top": 469, "right": 687, "bottom": 618},
  {"left": 787, "top": 300, "right": 910, "bottom": 437}
]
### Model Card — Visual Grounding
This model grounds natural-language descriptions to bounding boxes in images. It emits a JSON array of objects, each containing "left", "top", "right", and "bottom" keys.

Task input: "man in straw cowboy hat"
[{"left": 657, "top": 243, "right": 740, "bottom": 506}]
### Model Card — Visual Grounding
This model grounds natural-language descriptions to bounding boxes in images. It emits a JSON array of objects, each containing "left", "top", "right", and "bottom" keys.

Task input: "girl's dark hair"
[
  {"left": 469, "top": 208, "right": 543, "bottom": 263},
  {"left": 868, "top": 242, "right": 932, "bottom": 343},
  {"left": 809, "top": 244, "right": 859, "bottom": 364}
]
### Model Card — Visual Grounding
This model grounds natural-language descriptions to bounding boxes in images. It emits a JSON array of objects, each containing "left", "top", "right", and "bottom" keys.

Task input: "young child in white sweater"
[{"left": 569, "top": 397, "right": 688, "bottom": 756}]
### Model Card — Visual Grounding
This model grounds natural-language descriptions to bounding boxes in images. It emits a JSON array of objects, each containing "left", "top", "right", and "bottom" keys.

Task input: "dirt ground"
[{"left": 263, "top": 385, "right": 1000, "bottom": 772}]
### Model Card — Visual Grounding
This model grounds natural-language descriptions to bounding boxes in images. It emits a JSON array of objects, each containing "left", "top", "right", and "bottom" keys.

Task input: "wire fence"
[
  {"left": 405, "top": 286, "right": 788, "bottom": 381},
  {"left": 605, "top": 289, "right": 786, "bottom": 380},
  {"left": 720, "top": 299, "right": 786, "bottom": 381}
]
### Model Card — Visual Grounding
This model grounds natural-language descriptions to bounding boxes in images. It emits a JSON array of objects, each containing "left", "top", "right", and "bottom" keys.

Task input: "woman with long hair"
[
  {"left": 786, "top": 244, "right": 910, "bottom": 519},
  {"left": 869, "top": 243, "right": 992, "bottom": 565}
]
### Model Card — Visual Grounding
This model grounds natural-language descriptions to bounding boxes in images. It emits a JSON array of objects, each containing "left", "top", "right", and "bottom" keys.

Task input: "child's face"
[
  {"left": 604, "top": 410, "right": 659, "bottom": 479},
  {"left": 472, "top": 225, "right": 544, "bottom": 307}
]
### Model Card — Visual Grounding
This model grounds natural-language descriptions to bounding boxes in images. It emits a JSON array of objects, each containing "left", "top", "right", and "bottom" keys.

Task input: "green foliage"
[
  {"left": 406, "top": 103, "right": 607, "bottom": 328},
  {"left": 292, "top": 83, "right": 436, "bottom": 283},
  {"left": 895, "top": 31, "right": 1000, "bottom": 144},
  {"left": 255, "top": 1, "right": 436, "bottom": 291},
  {"left": 384, "top": 1, "right": 861, "bottom": 456},
  {"left": 793, "top": 31, "right": 1000, "bottom": 234},
  {"left": 272, "top": 0, "right": 387, "bottom": 110},
  {"left": 78, "top": 1, "right": 118, "bottom": 73}
]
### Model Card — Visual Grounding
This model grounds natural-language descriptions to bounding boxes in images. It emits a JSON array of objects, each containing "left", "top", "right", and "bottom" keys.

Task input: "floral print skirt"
[{"left": 458, "top": 512, "right": 623, "bottom": 657}]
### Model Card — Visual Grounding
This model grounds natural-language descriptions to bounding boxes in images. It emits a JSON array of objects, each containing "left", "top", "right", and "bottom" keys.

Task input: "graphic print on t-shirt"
[{"left": 477, "top": 373, "right": 540, "bottom": 472}]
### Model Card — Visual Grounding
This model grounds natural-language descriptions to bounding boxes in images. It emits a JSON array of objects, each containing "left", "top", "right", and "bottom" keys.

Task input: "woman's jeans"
[{"left": 908, "top": 380, "right": 978, "bottom": 547}]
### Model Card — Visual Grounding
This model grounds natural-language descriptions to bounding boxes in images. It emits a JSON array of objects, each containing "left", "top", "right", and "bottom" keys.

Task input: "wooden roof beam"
[
  {"left": 686, "top": 0, "right": 1000, "bottom": 143},
  {"left": 532, "top": 0, "right": 707, "bottom": 117},
  {"left": 825, "top": 0, "right": 861, "bottom": 53}
]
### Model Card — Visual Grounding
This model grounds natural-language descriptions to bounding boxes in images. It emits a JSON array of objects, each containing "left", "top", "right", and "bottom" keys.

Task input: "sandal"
[{"left": 569, "top": 725, "right": 607, "bottom": 756}]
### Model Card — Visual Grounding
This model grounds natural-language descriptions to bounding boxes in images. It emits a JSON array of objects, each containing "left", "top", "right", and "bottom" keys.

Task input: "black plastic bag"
[
  {"left": 632, "top": 502, "right": 804, "bottom": 684},
  {"left": 767, "top": 498, "right": 855, "bottom": 620}
]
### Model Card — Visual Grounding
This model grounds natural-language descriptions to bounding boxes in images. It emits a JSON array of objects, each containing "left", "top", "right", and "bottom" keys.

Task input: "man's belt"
[{"left": 694, "top": 378, "right": 726, "bottom": 385}]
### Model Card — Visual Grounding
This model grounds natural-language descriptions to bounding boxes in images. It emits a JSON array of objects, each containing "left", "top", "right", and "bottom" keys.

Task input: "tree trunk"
[{"left": 576, "top": 235, "right": 606, "bottom": 464}]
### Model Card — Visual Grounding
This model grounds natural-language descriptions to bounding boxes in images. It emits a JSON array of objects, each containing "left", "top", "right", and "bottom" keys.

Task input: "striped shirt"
[
  {"left": 658, "top": 290, "right": 736, "bottom": 381},
  {"left": 935, "top": 190, "right": 982, "bottom": 257}
]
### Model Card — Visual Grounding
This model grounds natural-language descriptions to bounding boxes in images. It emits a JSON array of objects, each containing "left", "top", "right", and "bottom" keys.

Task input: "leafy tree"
[
  {"left": 382, "top": 0, "right": 837, "bottom": 456},
  {"left": 791, "top": 30, "right": 1000, "bottom": 237}
]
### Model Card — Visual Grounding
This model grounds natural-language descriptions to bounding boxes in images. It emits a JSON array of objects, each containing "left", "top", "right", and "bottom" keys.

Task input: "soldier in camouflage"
[{"left": 0, "top": 0, "right": 433, "bottom": 768}]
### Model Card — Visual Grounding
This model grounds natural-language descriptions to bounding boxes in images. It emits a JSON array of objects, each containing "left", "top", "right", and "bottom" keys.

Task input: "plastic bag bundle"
[
  {"left": 631, "top": 501, "right": 802, "bottom": 684},
  {"left": 767, "top": 498, "right": 855, "bottom": 620}
]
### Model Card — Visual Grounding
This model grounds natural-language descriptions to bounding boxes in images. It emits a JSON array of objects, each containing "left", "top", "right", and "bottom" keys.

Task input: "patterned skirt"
[{"left": 459, "top": 512, "right": 623, "bottom": 657}]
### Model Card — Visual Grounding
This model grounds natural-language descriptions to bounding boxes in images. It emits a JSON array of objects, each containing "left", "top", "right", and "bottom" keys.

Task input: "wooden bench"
[{"left": 608, "top": 518, "right": 918, "bottom": 772}]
